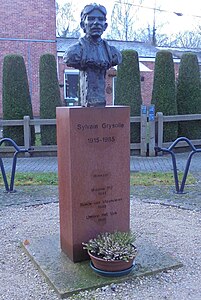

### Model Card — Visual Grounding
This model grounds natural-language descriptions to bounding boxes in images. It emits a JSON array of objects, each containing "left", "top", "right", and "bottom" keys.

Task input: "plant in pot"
[{"left": 82, "top": 231, "right": 137, "bottom": 276}]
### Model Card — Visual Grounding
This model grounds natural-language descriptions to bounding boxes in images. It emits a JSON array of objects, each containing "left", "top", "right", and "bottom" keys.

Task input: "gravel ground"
[{"left": 1, "top": 196, "right": 201, "bottom": 300}]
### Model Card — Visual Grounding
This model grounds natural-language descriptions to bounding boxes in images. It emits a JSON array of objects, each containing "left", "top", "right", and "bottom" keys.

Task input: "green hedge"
[
  {"left": 151, "top": 50, "right": 178, "bottom": 142},
  {"left": 2, "top": 54, "right": 35, "bottom": 146},
  {"left": 39, "top": 54, "right": 62, "bottom": 145},
  {"left": 176, "top": 53, "right": 201, "bottom": 139},
  {"left": 115, "top": 50, "right": 142, "bottom": 144}
]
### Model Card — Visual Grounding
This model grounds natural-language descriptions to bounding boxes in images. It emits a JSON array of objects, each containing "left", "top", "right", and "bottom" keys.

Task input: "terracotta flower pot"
[{"left": 88, "top": 250, "right": 136, "bottom": 272}]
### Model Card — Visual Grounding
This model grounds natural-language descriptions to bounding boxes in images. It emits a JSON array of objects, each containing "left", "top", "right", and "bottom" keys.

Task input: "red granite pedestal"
[{"left": 56, "top": 106, "right": 130, "bottom": 262}]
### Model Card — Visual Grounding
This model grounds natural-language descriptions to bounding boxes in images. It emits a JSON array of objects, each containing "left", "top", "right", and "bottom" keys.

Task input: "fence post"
[
  {"left": 140, "top": 105, "right": 147, "bottom": 156},
  {"left": 23, "top": 116, "right": 30, "bottom": 156},
  {"left": 148, "top": 105, "right": 155, "bottom": 157},
  {"left": 156, "top": 112, "right": 163, "bottom": 155}
]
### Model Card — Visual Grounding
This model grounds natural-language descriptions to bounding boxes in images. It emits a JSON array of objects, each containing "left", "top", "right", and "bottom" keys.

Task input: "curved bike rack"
[
  {"left": 155, "top": 137, "right": 201, "bottom": 194},
  {"left": 0, "top": 138, "right": 31, "bottom": 192}
]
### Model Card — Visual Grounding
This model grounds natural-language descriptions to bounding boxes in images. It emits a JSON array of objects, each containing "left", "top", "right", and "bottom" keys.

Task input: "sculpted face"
[{"left": 82, "top": 9, "right": 108, "bottom": 38}]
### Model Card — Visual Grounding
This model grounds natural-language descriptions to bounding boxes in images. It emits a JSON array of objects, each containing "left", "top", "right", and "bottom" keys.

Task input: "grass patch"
[
  {"left": 130, "top": 172, "right": 196, "bottom": 186},
  {"left": 35, "top": 133, "right": 41, "bottom": 146},
  {"left": 0, "top": 172, "right": 58, "bottom": 186},
  {"left": 0, "top": 172, "right": 196, "bottom": 186}
]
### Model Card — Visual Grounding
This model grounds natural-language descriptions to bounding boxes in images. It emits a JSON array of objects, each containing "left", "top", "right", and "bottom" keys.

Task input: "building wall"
[
  {"left": 140, "top": 61, "right": 154, "bottom": 105},
  {"left": 0, "top": 1, "right": 182, "bottom": 118},
  {"left": 0, "top": 0, "right": 57, "bottom": 117}
]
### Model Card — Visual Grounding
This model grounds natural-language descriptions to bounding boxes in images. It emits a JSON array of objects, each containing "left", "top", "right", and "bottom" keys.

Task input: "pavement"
[
  {"left": 1, "top": 155, "right": 201, "bottom": 298},
  {"left": 1, "top": 152, "right": 201, "bottom": 173},
  {"left": 1, "top": 152, "right": 201, "bottom": 211}
]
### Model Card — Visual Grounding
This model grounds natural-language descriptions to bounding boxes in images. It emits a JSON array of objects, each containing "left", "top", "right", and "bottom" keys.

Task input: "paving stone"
[
  {"left": 22, "top": 234, "right": 182, "bottom": 298},
  {"left": 1, "top": 152, "right": 201, "bottom": 174}
]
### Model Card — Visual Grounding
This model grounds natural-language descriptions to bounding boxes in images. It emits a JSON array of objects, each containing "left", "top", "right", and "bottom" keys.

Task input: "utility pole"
[{"left": 152, "top": 0, "right": 157, "bottom": 45}]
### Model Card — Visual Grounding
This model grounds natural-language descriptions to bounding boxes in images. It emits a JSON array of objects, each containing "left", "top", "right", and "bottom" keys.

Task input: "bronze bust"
[{"left": 63, "top": 3, "right": 122, "bottom": 107}]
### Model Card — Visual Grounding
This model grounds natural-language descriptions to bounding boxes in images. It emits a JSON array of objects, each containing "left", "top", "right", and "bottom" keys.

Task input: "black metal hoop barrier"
[
  {"left": 0, "top": 138, "right": 32, "bottom": 192},
  {"left": 155, "top": 137, "right": 201, "bottom": 194}
]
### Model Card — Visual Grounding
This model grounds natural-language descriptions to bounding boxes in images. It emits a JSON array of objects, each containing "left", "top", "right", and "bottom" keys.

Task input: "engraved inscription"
[
  {"left": 91, "top": 185, "right": 113, "bottom": 196},
  {"left": 85, "top": 211, "right": 118, "bottom": 222},
  {"left": 101, "top": 122, "right": 124, "bottom": 129},
  {"left": 76, "top": 122, "right": 124, "bottom": 131},
  {"left": 91, "top": 171, "right": 111, "bottom": 180},
  {"left": 79, "top": 168, "right": 123, "bottom": 223},
  {"left": 77, "top": 123, "right": 98, "bottom": 131},
  {"left": 103, "top": 197, "right": 122, "bottom": 204},
  {"left": 88, "top": 136, "right": 115, "bottom": 143},
  {"left": 80, "top": 200, "right": 100, "bottom": 207},
  {"left": 76, "top": 122, "right": 124, "bottom": 147},
  {"left": 80, "top": 197, "right": 122, "bottom": 208}
]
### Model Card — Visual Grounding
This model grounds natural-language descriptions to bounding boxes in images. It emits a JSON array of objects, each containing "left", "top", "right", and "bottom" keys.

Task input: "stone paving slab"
[
  {"left": 0, "top": 186, "right": 58, "bottom": 208},
  {"left": 1, "top": 152, "right": 201, "bottom": 173},
  {"left": 130, "top": 173, "right": 201, "bottom": 212},
  {"left": 22, "top": 234, "right": 182, "bottom": 299},
  {"left": 1, "top": 157, "right": 58, "bottom": 173},
  {"left": 131, "top": 153, "right": 201, "bottom": 172}
]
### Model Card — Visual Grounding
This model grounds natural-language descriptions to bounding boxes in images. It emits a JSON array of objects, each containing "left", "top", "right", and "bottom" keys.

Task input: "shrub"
[
  {"left": 39, "top": 54, "right": 62, "bottom": 145},
  {"left": 176, "top": 53, "right": 201, "bottom": 139},
  {"left": 115, "top": 50, "right": 142, "bottom": 144},
  {"left": 2, "top": 54, "right": 35, "bottom": 146},
  {"left": 82, "top": 231, "right": 137, "bottom": 261},
  {"left": 151, "top": 50, "right": 178, "bottom": 142}
]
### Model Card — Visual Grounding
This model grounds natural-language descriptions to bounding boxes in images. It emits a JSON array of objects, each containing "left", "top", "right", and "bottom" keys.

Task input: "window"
[{"left": 64, "top": 70, "right": 79, "bottom": 105}]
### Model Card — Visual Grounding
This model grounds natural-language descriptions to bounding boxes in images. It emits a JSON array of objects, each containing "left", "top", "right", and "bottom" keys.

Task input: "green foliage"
[
  {"left": 152, "top": 50, "right": 178, "bottom": 142},
  {"left": 83, "top": 231, "right": 137, "bottom": 262},
  {"left": 2, "top": 54, "right": 35, "bottom": 146},
  {"left": 176, "top": 53, "right": 201, "bottom": 139},
  {"left": 130, "top": 171, "right": 195, "bottom": 186},
  {"left": 0, "top": 171, "right": 195, "bottom": 187},
  {"left": 1, "top": 172, "right": 58, "bottom": 186},
  {"left": 39, "top": 54, "right": 62, "bottom": 145},
  {"left": 115, "top": 50, "right": 142, "bottom": 143}
]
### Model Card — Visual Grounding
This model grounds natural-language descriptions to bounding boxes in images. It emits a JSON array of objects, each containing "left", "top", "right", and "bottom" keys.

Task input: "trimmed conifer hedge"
[
  {"left": 151, "top": 50, "right": 178, "bottom": 142},
  {"left": 39, "top": 54, "right": 62, "bottom": 145},
  {"left": 2, "top": 54, "right": 35, "bottom": 146},
  {"left": 176, "top": 53, "right": 201, "bottom": 139},
  {"left": 115, "top": 50, "right": 142, "bottom": 144}
]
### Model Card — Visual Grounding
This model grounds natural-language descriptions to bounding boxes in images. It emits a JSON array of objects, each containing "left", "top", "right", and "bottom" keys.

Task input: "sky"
[{"left": 57, "top": 0, "right": 201, "bottom": 35}]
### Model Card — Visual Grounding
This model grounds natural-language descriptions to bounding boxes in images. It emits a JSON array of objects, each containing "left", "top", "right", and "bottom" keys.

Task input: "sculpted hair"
[{"left": 80, "top": 3, "right": 107, "bottom": 22}]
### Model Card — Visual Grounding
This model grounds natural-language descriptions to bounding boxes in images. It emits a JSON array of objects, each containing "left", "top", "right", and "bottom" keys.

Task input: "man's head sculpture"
[
  {"left": 63, "top": 3, "right": 122, "bottom": 107},
  {"left": 80, "top": 4, "right": 108, "bottom": 39}
]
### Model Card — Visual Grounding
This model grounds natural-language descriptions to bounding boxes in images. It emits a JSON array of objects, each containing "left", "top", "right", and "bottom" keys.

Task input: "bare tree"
[
  {"left": 170, "top": 29, "right": 201, "bottom": 48},
  {"left": 135, "top": 25, "right": 170, "bottom": 46},
  {"left": 139, "top": 2, "right": 170, "bottom": 46},
  {"left": 56, "top": 1, "right": 80, "bottom": 38},
  {"left": 106, "top": 0, "right": 169, "bottom": 45},
  {"left": 106, "top": 0, "right": 142, "bottom": 41}
]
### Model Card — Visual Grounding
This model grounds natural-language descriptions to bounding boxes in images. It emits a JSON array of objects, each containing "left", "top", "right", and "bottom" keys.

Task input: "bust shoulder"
[
  {"left": 103, "top": 41, "right": 122, "bottom": 66},
  {"left": 63, "top": 41, "right": 82, "bottom": 68}
]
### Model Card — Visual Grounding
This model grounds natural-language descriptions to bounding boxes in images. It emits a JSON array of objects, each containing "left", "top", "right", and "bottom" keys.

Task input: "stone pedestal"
[{"left": 56, "top": 106, "right": 130, "bottom": 262}]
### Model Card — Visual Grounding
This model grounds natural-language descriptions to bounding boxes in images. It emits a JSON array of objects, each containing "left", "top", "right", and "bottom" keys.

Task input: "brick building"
[
  {"left": 0, "top": 0, "right": 159, "bottom": 118},
  {"left": 0, "top": 1, "right": 199, "bottom": 118},
  {"left": 0, "top": 0, "right": 57, "bottom": 117}
]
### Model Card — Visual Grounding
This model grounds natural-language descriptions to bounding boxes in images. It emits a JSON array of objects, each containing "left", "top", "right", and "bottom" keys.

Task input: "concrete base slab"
[{"left": 22, "top": 234, "right": 183, "bottom": 299}]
